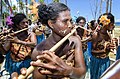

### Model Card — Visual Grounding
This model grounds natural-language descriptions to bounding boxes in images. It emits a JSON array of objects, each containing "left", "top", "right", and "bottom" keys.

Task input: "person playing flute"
[
  {"left": 89, "top": 13, "right": 116, "bottom": 79},
  {"left": 12, "top": 2, "right": 86, "bottom": 79},
  {"left": 0, "top": 13, "right": 37, "bottom": 79}
]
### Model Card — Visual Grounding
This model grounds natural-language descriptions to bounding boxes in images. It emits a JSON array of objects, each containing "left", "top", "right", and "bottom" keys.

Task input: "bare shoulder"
[
  {"left": 68, "top": 35, "right": 81, "bottom": 45},
  {"left": 31, "top": 47, "right": 39, "bottom": 60},
  {"left": 69, "top": 35, "right": 81, "bottom": 41},
  {"left": 31, "top": 40, "right": 48, "bottom": 60},
  {"left": 92, "top": 31, "right": 98, "bottom": 40}
]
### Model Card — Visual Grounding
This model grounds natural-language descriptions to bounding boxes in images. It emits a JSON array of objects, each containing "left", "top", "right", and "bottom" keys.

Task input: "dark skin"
[
  {"left": 91, "top": 22, "right": 115, "bottom": 57},
  {"left": 77, "top": 19, "right": 87, "bottom": 39},
  {"left": 3, "top": 18, "right": 37, "bottom": 52},
  {"left": 0, "top": 18, "right": 37, "bottom": 78},
  {"left": 11, "top": 9, "right": 86, "bottom": 79},
  {"left": 30, "top": 10, "right": 86, "bottom": 79}
]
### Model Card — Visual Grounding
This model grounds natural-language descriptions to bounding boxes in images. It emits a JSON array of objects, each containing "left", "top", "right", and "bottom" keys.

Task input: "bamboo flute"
[{"left": 18, "top": 26, "right": 78, "bottom": 79}]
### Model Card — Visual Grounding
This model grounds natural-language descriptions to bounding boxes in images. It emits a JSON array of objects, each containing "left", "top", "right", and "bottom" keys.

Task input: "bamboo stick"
[{"left": 18, "top": 26, "right": 78, "bottom": 79}]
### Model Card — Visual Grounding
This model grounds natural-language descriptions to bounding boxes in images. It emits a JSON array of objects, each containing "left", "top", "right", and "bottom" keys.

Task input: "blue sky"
[
  {"left": 44, "top": 0, "right": 120, "bottom": 22},
  {"left": 68, "top": 0, "right": 120, "bottom": 22},
  {"left": 15, "top": 0, "right": 120, "bottom": 22}
]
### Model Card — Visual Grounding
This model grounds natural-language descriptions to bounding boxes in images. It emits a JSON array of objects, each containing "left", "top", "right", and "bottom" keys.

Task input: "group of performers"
[{"left": 0, "top": 2, "right": 118, "bottom": 79}]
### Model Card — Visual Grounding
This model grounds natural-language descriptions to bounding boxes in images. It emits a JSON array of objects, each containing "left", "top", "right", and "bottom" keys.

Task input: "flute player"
[
  {"left": 0, "top": 13, "right": 37, "bottom": 79},
  {"left": 12, "top": 2, "right": 86, "bottom": 79}
]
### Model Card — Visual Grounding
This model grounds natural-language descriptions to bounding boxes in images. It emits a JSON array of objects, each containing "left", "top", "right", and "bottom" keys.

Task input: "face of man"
[
  {"left": 78, "top": 19, "right": 86, "bottom": 27},
  {"left": 51, "top": 10, "right": 73, "bottom": 37},
  {"left": 19, "top": 18, "right": 28, "bottom": 29},
  {"left": 107, "top": 23, "right": 115, "bottom": 31}
]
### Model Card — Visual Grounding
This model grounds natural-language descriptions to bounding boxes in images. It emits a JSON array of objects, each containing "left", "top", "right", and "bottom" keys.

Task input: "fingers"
[
  {"left": 37, "top": 51, "right": 58, "bottom": 64},
  {"left": 41, "top": 50, "right": 55, "bottom": 58},
  {"left": 11, "top": 72, "right": 18, "bottom": 79},
  {"left": 20, "top": 68, "right": 27, "bottom": 75},
  {"left": 31, "top": 50, "right": 68, "bottom": 75},
  {"left": 36, "top": 52, "right": 66, "bottom": 69},
  {"left": 31, "top": 60, "right": 56, "bottom": 69},
  {"left": 40, "top": 52, "right": 64, "bottom": 66},
  {"left": 38, "top": 66, "right": 65, "bottom": 77},
  {"left": 38, "top": 68, "right": 53, "bottom": 75},
  {"left": 11, "top": 68, "right": 27, "bottom": 79},
  {"left": 36, "top": 53, "right": 54, "bottom": 62}
]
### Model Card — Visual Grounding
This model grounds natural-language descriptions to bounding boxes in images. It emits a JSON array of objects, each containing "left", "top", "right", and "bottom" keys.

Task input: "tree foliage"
[{"left": 53, "top": 0, "right": 59, "bottom": 2}]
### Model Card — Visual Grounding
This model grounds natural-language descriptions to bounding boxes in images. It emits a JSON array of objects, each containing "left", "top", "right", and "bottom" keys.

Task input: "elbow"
[
  {"left": 34, "top": 42, "right": 37, "bottom": 46},
  {"left": 82, "top": 67, "right": 87, "bottom": 76},
  {"left": 79, "top": 67, "right": 86, "bottom": 78},
  {"left": 31, "top": 42, "right": 37, "bottom": 48},
  {"left": 78, "top": 67, "right": 87, "bottom": 78},
  {"left": 70, "top": 67, "right": 86, "bottom": 79},
  {"left": 78, "top": 69, "right": 86, "bottom": 79}
]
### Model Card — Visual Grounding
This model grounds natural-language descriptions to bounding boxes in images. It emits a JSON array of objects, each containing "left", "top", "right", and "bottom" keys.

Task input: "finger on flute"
[{"left": 18, "top": 26, "right": 78, "bottom": 79}]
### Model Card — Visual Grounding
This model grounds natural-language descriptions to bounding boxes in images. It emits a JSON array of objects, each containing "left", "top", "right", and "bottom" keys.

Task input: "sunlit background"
[{"left": 0, "top": 0, "right": 120, "bottom": 27}]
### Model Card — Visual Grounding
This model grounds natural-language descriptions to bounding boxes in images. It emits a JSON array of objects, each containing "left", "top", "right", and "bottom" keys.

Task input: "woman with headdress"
[
  {"left": 0, "top": 13, "right": 37, "bottom": 78},
  {"left": 30, "top": 2, "right": 86, "bottom": 79},
  {"left": 89, "top": 13, "right": 115, "bottom": 79},
  {"left": 12, "top": 2, "right": 86, "bottom": 79}
]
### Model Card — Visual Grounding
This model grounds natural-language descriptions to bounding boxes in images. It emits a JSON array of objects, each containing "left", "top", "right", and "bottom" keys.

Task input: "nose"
[
  {"left": 68, "top": 21, "right": 72, "bottom": 28},
  {"left": 24, "top": 22, "right": 28, "bottom": 27},
  {"left": 25, "top": 21, "right": 29, "bottom": 25}
]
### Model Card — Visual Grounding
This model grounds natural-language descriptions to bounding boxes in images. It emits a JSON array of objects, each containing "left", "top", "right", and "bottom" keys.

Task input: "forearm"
[
  {"left": 71, "top": 37, "right": 86, "bottom": 78},
  {"left": 68, "top": 67, "right": 86, "bottom": 79},
  {"left": 17, "top": 40, "right": 36, "bottom": 48},
  {"left": 0, "top": 41, "right": 10, "bottom": 54},
  {"left": 92, "top": 49, "right": 106, "bottom": 53},
  {"left": 0, "top": 44, "right": 6, "bottom": 54},
  {"left": 81, "top": 36, "right": 92, "bottom": 43}
]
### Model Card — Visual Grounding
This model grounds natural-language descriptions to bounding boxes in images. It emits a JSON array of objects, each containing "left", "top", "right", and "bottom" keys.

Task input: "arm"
[
  {"left": 92, "top": 49, "right": 106, "bottom": 53},
  {"left": 31, "top": 48, "right": 47, "bottom": 79},
  {"left": 69, "top": 36, "right": 86, "bottom": 78},
  {"left": 12, "top": 32, "right": 37, "bottom": 48},
  {"left": 81, "top": 35, "right": 92, "bottom": 43},
  {"left": 0, "top": 40, "right": 11, "bottom": 54},
  {"left": 30, "top": 36, "right": 86, "bottom": 79}
]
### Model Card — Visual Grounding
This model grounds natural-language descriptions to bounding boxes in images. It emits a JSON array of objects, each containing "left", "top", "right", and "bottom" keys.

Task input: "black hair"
[
  {"left": 11, "top": 13, "right": 27, "bottom": 30},
  {"left": 98, "top": 13, "right": 115, "bottom": 26},
  {"left": 37, "top": 2, "right": 70, "bottom": 27},
  {"left": 76, "top": 16, "right": 86, "bottom": 23},
  {"left": 12, "top": 13, "right": 27, "bottom": 26},
  {"left": 87, "top": 20, "right": 97, "bottom": 30},
  {"left": 28, "top": 19, "right": 32, "bottom": 25}
]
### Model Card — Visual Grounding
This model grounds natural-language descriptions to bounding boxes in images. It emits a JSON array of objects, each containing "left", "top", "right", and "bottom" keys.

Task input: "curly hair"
[
  {"left": 37, "top": 2, "right": 70, "bottom": 27},
  {"left": 11, "top": 13, "right": 27, "bottom": 31},
  {"left": 76, "top": 16, "right": 86, "bottom": 23}
]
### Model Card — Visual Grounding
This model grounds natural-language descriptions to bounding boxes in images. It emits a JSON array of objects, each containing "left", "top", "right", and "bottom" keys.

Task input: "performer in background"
[
  {"left": 76, "top": 16, "right": 91, "bottom": 79},
  {"left": 0, "top": 13, "right": 37, "bottom": 78},
  {"left": 31, "top": 2, "right": 86, "bottom": 79},
  {"left": 12, "top": 2, "right": 86, "bottom": 79},
  {"left": 90, "top": 13, "right": 115, "bottom": 79}
]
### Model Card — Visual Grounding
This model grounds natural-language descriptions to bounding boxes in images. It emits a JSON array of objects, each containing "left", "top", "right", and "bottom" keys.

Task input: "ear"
[{"left": 48, "top": 20, "right": 54, "bottom": 29}]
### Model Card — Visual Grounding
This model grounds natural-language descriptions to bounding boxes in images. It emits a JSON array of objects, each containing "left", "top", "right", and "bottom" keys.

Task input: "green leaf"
[
  {"left": 53, "top": 0, "right": 59, "bottom": 2},
  {"left": 39, "top": 0, "right": 44, "bottom": 3}
]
